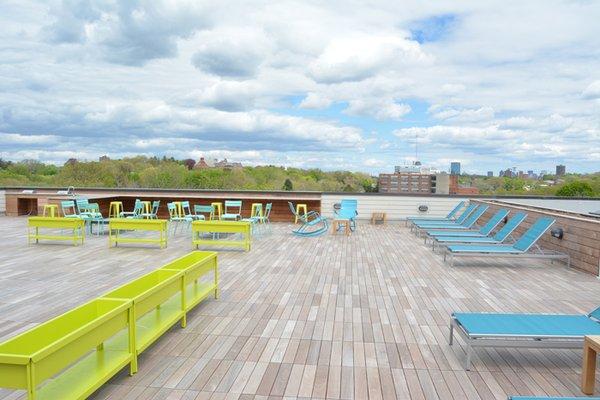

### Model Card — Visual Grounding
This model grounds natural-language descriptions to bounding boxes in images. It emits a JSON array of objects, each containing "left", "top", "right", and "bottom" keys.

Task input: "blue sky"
[{"left": 1, "top": 1, "right": 599, "bottom": 174}]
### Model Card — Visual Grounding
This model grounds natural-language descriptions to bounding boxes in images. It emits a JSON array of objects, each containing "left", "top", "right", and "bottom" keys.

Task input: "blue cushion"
[
  {"left": 447, "top": 244, "right": 520, "bottom": 253},
  {"left": 453, "top": 313, "right": 600, "bottom": 337}
]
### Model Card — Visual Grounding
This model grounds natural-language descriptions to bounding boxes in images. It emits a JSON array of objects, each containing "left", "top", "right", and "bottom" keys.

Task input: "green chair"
[
  {"left": 168, "top": 202, "right": 193, "bottom": 235},
  {"left": 120, "top": 199, "right": 143, "bottom": 219}
]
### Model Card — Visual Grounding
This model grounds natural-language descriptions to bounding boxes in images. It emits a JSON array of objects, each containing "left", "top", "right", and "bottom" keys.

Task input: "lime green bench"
[
  {"left": 108, "top": 218, "right": 167, "bottom": 249},
  {"left": 191, "top": 220, "right": 252, "bottom": 251},
  {"left": 0, "top": 298, "right": 135, "bottom": 400},
  {"left": 27, "top": 217, "right": 85, "bottom": 246},
  {"left": 160, "top": 251, "right": 218, "bottom": 327}
]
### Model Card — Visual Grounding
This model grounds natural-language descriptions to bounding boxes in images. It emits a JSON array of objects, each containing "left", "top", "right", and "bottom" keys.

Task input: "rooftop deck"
[{"left": 1, "top": 216, "right": 599, "bottom": 399}]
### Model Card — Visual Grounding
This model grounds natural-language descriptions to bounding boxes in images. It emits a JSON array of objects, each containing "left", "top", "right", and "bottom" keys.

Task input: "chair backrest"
[
  {"left": 446, "top": 201, "right": 466, "bottom": 219},
  {"left": 225, "top": 200, "right": 242, "bottom": 214},
  {"left": 478, "top": 209, "right": 509, "bottom": 236},
  {"left": 512, "top": 217, "right": 555, "bottom": 252},
  {"left": 75, "top": 198, "right": 89, "bottom": 212},
  {"left": 337, "top": 199, "right": 358, "bottom": 219},
  {"left": 492, "top": 212, "right": 527, "bottom": 241},
  {"left": 264, "top": 203, "right": 272, "bottom": 219},
  {"left": 461, "top": 204, "right": 489, "bottom": 228},
  {"left": 181, "top": 201, "right": 192, "bottom": 215},
  {"left": 455, "top": 204, "right": 477, "bottom": 224},
  {"left": 194, "top": 205, "right": 214, "bottom": 215},
  {"left": 288, "top": 201, "right": 304, "bottom": 221},
  {"left": 167, "top": 202, "right": 178, "bottom": 219},
  {"left": 151, "top": 201, "right": 160, "bottom": 213},
  {"left": 61, "top": 200, "right": 77, "bottom": 216},
  {"left": 133, "top": 201, "right": 143, "bottom": 214}
]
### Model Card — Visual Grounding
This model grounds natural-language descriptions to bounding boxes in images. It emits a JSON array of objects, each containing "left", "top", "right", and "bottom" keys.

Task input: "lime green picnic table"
[
  {"left": 191, "top": 220, "right": 251, "bottom": 251},
  {"left": 108, "top": 218, "right": 167, "bottom": 249},
  {"left": 27, "top": 217, "right": 85, "bottom": 246}
]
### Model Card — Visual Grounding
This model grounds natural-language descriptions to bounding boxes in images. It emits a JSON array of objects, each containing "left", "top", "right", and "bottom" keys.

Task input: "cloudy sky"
[{"left": 1, "top": 1, "right": 599, "bottom": 174}]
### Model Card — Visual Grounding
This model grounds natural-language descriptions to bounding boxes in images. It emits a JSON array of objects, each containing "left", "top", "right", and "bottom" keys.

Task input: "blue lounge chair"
[
  {"left": 410, "top": 203, "right": 477, "bottom": 233},
  {"left": 425, "top": 209, "right": 509, "bottom": 239},
  {"left": 406, "top": 201, "right": 465, "bottom": 226},
  {"left": 450, "top": 307, "right": 600, "bottom": 370},
  {"left": 413, "top": 204, "right": 489, "bottom": 237},
  {"left": 428, "top": 211, "right": 527, "bottom": 251},
  {"left": 443, "top": 217, "right": 570, "bottom": 267},
  {"left": 509, "top": 397, "right": 600, "bottom": 399},
  {"left": 335, "top": 199, "right": 358, "bottom": 231},
  {"left": 288, "top": 202, "right": 328, "bottom": 237}
]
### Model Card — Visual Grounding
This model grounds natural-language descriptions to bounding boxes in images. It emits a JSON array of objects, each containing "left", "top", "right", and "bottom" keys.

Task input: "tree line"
[{"left": 0, "top": 157, "right": 378, "bottom": 192}]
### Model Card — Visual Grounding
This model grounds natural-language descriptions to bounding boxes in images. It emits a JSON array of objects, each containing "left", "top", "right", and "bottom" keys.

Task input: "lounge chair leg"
[
  {"left": 465, "top": 345, "right": 472, "bottom": 370},
  {"left": 448, "top": 323, "right": 454, "bottom": 345}
]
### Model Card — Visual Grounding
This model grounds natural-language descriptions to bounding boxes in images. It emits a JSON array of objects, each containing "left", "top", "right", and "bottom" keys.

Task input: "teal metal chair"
[
  {"left": 167, "top": 202, "right": 193, "bottom": 235},
  {"left": 429, "top": 212, "right": 527, "bottom": 251},
  {"left": 450, "top": 306, "right": 600, "bottom": 370},
  {"left": 222, "top": 200, "right": 242, "bottom": 221},
  {"left": 194, "top": 204, "right": 214, "bottom": 221},
  {"left": 288, "top": 202, "right": 328, "bottom": 237},
  {"left": 443, "top": 217, "right": 570, "bottom": 267},
  {"left": 334, "top": 199, "right": 358, "bottom": 231},
  {"left": 120, "top": 199, "right": 142, "bottom": 218},
  {"left": 61, "top": 200, "right": 79, "bottom": 218},
  {"left": 139, "top": 200, "right": 160, "bottom": 219}
]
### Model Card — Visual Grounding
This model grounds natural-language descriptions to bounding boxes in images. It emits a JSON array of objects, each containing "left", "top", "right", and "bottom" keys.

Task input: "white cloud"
[
  {"left": 345, "top": 98, "right": 411, "bottom": 120},
  {"left": 582, "top": 81, "right": 600, "bottom": 99}
]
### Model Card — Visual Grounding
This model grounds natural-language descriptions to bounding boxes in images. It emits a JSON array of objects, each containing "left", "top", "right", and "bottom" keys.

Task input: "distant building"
[
  {"left": 378, "top": 172, "right": 434, "bottom": 194},
  {"left": 214, "top": 158, "right": 243, "bottom": 169},
  {"left": 448, "top": 175, "right": 480, "bottom": 195},
  {"left": 450, "top": 162, "right": 461, "bottom": 175},
  {"left": 518, "top": 170, "right": 525, "bottom": 178},
  {"left": 498, "top": 170, "right": 504, "bottom": 177},
  {"left": 193, "top": 157, "right": 213, "bottom": 169},
  {"left": 502, "top": 168, "right": 513, "bottom": 178},
  {"left": 64, "top": 158, "right": 78, "bottom": 166},
  {"left": 556, "top": 164, "right": 566, "bottom": 176},
  {"left": 487, "top": 171, "right": 493, "bottom": 177},
  {"left": 99, "top": 155, "right": 110, "bottom": 162},
  {"left": 527, "top": 170, "right": 534, "bottom": 177}
]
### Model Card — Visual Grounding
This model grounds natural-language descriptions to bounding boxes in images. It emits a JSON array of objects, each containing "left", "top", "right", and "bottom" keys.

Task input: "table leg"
[{"left": 582, "top": 341, "right": 597, "bottom": 394}]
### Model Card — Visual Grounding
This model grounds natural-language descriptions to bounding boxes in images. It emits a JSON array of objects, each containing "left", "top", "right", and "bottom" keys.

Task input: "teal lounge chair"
[
  {"left": 222, "top": 200, "right": 242, "bottom": 221},
  {"left": 406, "top": 201, "right": 465, "bottom": 226},
  {"left": 450, "top": 306, "right": 600, "bottom": 370},
  {"left": 425, "top": 209, "right": 509, "bottom": 239},
  {"left": 509, "top": 397, "right": 600, "bottom": 399},
  {"left": 288, "top": 202, "right": 328, "bottom": 237},
  {"left": 335, "top": 199, "right": 358, "bottom": 231},
  {"left": 414, "top": 204, "right": 489, "bottom": 237},
  {"left": 443, "top": 217, "right": 569, "bottom": 267},
  {"left": 510, "top": 397, "right": 600, "bottom": 399},
  {"left": 410, "top": 203, "right": 477, "bottom": 233},
  {"left": 428, "top": 211, "right": 526, "bottom": 251}
]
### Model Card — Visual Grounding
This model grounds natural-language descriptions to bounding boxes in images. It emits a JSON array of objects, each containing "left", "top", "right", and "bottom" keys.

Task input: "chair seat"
[
  {"left": 453, "top": 312, "right": 600, "bottom": 337},
  {"left": 435, "top": 236, "right": 501, "bottom": 244},
  {"left": 447, "top": 244, "right": 521, "bottom": 253},
  {"left": 427, "top": 230, "right": 485, "bottom": 237},
  {"left": 221, "top": 213, "right": 240, "bottom": 220}
]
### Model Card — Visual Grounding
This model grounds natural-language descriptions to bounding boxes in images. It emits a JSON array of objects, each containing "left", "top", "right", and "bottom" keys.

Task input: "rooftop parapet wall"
[{"left": 472, "top": 199, "right": 600, "bottom": 276}]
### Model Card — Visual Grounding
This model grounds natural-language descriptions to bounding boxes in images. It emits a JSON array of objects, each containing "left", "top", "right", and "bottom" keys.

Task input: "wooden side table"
[
  {"left": 371, "top": 212, "right": 386, "bottom": 225},
  {"left": 582, "top": 335, "right": 600, "bottom": 394},
  {"left": 332, "top": 219, "right": 351, "bottom": 236}
]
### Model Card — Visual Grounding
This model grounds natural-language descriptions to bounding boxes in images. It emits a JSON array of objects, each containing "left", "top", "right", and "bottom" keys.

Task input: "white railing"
[
  {"left": 0, "top": 189, "right": 5, "bottom": 214},
  {"left": 321, "top": 194, "right": 470, "bottom": 220}
]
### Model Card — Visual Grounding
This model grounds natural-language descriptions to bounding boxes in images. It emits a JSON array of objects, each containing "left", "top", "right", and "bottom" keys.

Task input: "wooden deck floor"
[{"left": 1, "top": 216, "right": 599, "bottom": 399}]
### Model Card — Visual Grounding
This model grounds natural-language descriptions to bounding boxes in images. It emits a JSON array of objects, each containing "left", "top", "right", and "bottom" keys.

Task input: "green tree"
[
  {"left": 283, "top": 178, "right": 293, "bottom": 191},
  {"left": 555, "top": 181, "right": 594, "bottom": 197}
]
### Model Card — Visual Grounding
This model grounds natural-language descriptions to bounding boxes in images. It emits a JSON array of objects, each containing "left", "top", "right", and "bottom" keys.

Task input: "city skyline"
[{"left": 1, "top": 1, "right": 600, "bottom": 174}]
